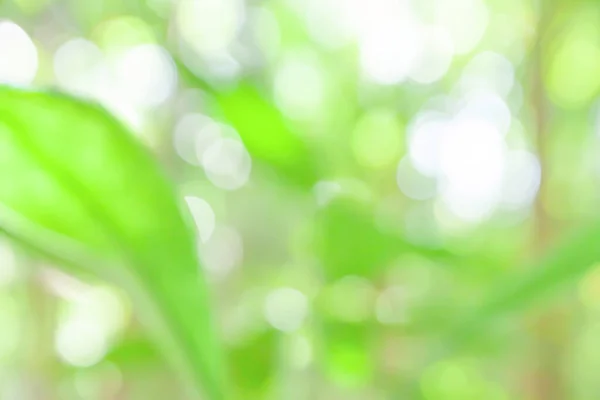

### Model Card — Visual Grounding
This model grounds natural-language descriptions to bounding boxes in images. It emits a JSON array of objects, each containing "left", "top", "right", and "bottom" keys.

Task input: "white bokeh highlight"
[
  {"left": 112, "top": 44, "right": 177, "bottom": 108},
  {"left": 54, "top": 38, "right": 105, "bottom": 94},
  {"left": 264, "top": 288, "right": 309, "bottom": 333},
  {"left": 439, "top": 118, "right": 506, "bottom": 221},
  {"left": 199, "top": 225, "right": 244, "bottom": 280},
  {"left": 402, "top": 70, "right": 538, "bottom": 223},
  {"left": 177, "top": 0, "right": 244, "bottom": 55},
  {"left": 54, "top": 39, "right": 177, "bottom": 130},
  {"left": 202, "top": 137, "right": 252, "bottom": 190},
  {"left": 500, "top": 150, "right": 541, "bottom": 210},
  {"left": 55, "top": 318, "right": 109, "bottom": 367},
  {"left": 274, "top": 51, "right": 325, "bottom": 120},
  {"left": 408, "top": 25, "right": 454, "bottom": 84},
  {"left": 359, "top": 17, "right": 422, "bottom": 85},
  {"left": 173, "top": 113, "right": 215, "bottom": 165},
  {"left": 185, "top": 196, "right": 216, "bottom": 243},
  {"left": 0, "top": 21, "right": 38, "bottom": 85},
  {"left": 55, "top": 286, "right": 127, "bottom": 368}
]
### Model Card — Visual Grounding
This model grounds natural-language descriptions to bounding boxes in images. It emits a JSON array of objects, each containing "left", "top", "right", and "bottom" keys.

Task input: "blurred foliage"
[
  {"left": 1, "top": 0, "right": 600, "bottom": 399},
  {"left": 0, "top": 87, "right": 224, "bottom": 399}
]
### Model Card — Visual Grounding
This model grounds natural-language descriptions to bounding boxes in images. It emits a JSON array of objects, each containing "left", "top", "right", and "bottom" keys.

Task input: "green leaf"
[
  {"left": 449, "top": 222, "right": 600, "bottom": 346},
  {"left": 0, "top": 86, "right": 225, "bottom": 399},
  {"left": 217, "top": 84, "right": 318, "bottom": 188},
  {"left": 105, "top": 336, "right": 161, "bottom": 369},
  {"left": 228, "top": 330, "right": 276, "bottom": 398},
  {"left": 314, "top": 198, "right": 451, "bottom": 280},
  {"left": 314, "top": 198, "right": 401, "bottom": 280},
  {"left": 175, "top": 59, "right": 318, "bottom": 188}
]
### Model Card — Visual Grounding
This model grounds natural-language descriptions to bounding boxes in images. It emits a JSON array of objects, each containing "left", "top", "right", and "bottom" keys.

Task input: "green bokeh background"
[{"left": 1, "top": 0, "right": 600, "bottom": 399}]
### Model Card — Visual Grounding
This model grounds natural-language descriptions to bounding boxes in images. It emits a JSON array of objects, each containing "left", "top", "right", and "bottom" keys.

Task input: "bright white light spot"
[
  {"left": 48, "top": 280, "right": 128, "bottom": 367},
  {"left": 113, "top": 44, "right": 177, "bottom": 107},
  {"left": 53, "top": 284, "right": 128, "bottom": 340},
  {"left": 407, "top": 113, "right": 448, "bottom": 177},
  {"left": 185, "top": 196, "right": 215, "bottom": 243},
  {"left": 352, "top": 109, "right": 403, "bottom": 169},
  {"left": 101, "top": 95, "right": 144, "bottom": 131},
  {"left": 439, "top": 118, "right": 506, "bottom": 221},
  {"left": 274, "top": 51, "right": 325, "bottom": 120},
  {"left": 55, "top": 287, "right": 128, "bottom": 367},
  {"left": 53, "top": 38, "right": 104, "bottom": 94},
  {"left": 409, "top": 25, "right": 454, "bottom": 84},
  {"left": 264, "top": 288, "right": 308, "bottom": 333},
  {"left": 409, "top": 105, "right": 511, "bottom": 222},
  {"left": 55, "top": 318, "right": 108, "bottom": 367},
  {"left": 202, "top": 138, "right": 251, "bottom": 190},
  {"left": 197, "top": 121, "right": 238, "bottom": 163},
  {"left": 200, "top": 225, "right": 243, "bottom": 279},
  {"left": 376, "top": 286, "right": 408, "bottom": 325},
  {"left": 173, "top": 113, "right": 214, "bottom": 165},
  {"left": 359, "top": 21, "right": 423, "bottom": 85},
  {"left": 54, "top": 44, "right": 146, "bottom": 130},
  {"left": 440, "top": 119, "right": 505, "bottom": 182},
  {"left": 355, "top": 0, "right": 425, "bottom": 84},
  {"left": 396, "top": 157, "right": 438, "bottom": 200},
  {"left": 457, "top": 92, "right": 512, "bottom": 135},
  {"left": 457, "top": 51, "right": 515, "bottom": 97},
  {"left": 79, "top": 287, "right": 128, "bottom": 338},
  {"left": 177, "top": 0, "right": 244, "bottom": 55},
  {"left": 500, "top": 150, "right": 541, "bottom": 209},
  {"left": 434, "top": 0, "right": 489, "bottom": 55},
  {"left": 0, "top": 21, "right": 38, "bottom": 84}
]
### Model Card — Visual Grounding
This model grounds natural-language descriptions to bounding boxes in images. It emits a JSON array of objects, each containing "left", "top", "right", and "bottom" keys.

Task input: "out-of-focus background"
[{"left": 1, "top": 0, "right": 600, "bottom": 398}]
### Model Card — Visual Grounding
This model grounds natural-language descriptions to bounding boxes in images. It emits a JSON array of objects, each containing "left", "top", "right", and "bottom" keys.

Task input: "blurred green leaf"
[
  {"left": 176, "top": 62, "right": 318, "bottom": 188},
  {"left": 0, "top": 86, "right": 224, "bottom": 399},
  {"left": 545, "top": 5, "right": 600, "bottom": 108},
  {"left": 105, "top": 336, "right": 161, "bottom": 369},
  {"left": 322, "top": 322, "right": 374, "bottom": 388},
  {"left": 217, "top": 84, "right": 318, "bottom": 188},
  {"left": 315, "top": 198, "right": 450, "bottom": 280},
  {"left": 450, "top": 222, "right": 600, "bottom": 345},
  {"left": 228, "top": 330, "right": 276, "bottom": 399}
]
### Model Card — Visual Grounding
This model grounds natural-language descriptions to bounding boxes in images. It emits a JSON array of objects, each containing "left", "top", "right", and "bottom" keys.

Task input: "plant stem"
[{"left": 529, "top": 1, "right": 566, "bottom": 398}]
